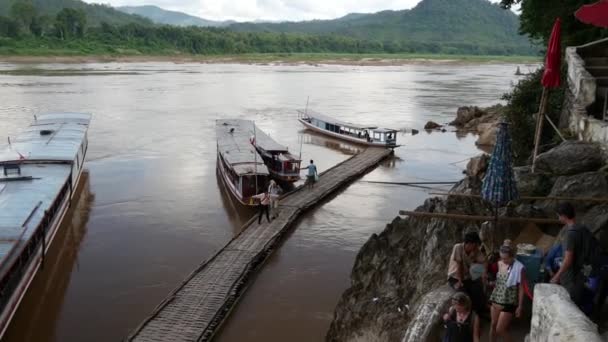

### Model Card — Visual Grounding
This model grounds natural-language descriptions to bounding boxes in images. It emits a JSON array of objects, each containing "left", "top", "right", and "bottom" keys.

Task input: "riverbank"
[{"left": 0, "top": 53, "right": 540, "bottom": 65}]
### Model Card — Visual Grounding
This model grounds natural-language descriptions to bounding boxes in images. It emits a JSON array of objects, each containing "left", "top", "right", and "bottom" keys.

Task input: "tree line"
[{"left": 0, "top": 2, "right": 533, "bottom": 56}]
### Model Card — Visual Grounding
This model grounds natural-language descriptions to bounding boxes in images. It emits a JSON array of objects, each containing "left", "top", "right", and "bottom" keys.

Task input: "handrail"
[{"left": 0, "top": 201, "right": 43, "bottom": 280}]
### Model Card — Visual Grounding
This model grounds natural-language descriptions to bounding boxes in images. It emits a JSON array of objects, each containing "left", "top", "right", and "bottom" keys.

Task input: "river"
[{"left": 0, "top": 61, "right": 532, "bottom": 342}]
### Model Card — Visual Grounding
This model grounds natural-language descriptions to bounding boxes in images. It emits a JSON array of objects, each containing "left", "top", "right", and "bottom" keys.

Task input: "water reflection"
[
  {"left": 216, "top": 169, "right": 257, "bottom": 235},
  {"left": 300, "top": 131, "right": 364, "bottom": 156},
  {"left": 3, "top": 171, "right": 93, "bottom": 342}
]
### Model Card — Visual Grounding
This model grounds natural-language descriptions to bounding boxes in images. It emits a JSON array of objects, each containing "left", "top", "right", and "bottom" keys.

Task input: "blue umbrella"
[{"left": 481, "top": 122, "right": 519, "bottom": 235}]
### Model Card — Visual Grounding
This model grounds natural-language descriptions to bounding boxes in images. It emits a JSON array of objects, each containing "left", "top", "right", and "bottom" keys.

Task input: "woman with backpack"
[{"left": 442, "top": 292, "right": 480, "bottom": 342}]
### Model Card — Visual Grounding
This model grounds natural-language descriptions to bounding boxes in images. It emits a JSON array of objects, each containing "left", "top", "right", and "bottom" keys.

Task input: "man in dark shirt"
[{"left": 550, "top": 202, "right": 587, "bottom": 306}]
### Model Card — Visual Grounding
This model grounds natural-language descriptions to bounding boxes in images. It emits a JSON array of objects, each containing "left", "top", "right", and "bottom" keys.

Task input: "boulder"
[
  {"left": 535, "top": 141, "right": 605, "bottom": 176},
  {"left": 529, "top": 284, "right": 602, "bottom": 342},
  {"left": 424, "top": 121, "right": 443, "bottom": 130},
  {"left": 541, "top": 172, "right": 608, "bottom": 214},
  {"left": 581, "top": 204, "right": 608, "bottom": 251},
  {"left": 465, "top": 154, "right": 490, "bottom": 179},
  {"left": 450, "top": 106, "right": 485, "bottom": 127},
  {"left": 475, "top": 123, "right": 498, "bottom": 146},
  {"left": 514, "top": 166, "right": 552, "bottom": 197},
  {"left": 401, "top": 286, "right": 454, "bottom": 342}
]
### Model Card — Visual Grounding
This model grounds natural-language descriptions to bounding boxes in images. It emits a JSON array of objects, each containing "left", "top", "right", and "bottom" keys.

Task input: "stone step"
[
  {"left": 586, "top": 66, "right": 608, "bottom": 77},
  {"left": 584, "top": 57, "right": 608, "bottom": 67}
]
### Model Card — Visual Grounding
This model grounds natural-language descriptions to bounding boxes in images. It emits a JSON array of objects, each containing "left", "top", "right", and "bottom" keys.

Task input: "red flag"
[
  {"left": 575, "top": 0, "right": 608, "bottom": 28},
  {"left": 542, "top": 18, "right": 562, "bottom": 89}
]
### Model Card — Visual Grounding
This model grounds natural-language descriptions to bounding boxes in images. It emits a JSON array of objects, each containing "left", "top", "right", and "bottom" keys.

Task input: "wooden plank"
[
  {"left": 398, "top": 210, "right": 561, "bottom": 225},
  {"left": 127, "top": 148, "right": 393, "bottom": 342}
]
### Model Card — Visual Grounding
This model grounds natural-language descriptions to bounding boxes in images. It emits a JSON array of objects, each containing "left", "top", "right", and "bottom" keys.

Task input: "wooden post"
[
  {"left": 532, "top": 88, "right": 550, "bottom": 173},
  {"left": 398, "top": 210, "right": 561, "bottom": 225}
]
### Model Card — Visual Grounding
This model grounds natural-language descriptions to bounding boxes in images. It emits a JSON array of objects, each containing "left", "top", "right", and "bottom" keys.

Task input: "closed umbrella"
[
  {"left": 532, "top": 18, "right": 562, "bottom": 172},
  {"left": 481, "top": 122, "right": 519, "bottom": 250},
  {"left": 575, "top": 0, "right": 608, "bottom": 28}
]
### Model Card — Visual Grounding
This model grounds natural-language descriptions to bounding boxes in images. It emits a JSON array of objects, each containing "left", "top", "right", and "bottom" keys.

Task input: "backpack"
[{"left": 568, "top": 226, "right": 602, "bottom": 278}]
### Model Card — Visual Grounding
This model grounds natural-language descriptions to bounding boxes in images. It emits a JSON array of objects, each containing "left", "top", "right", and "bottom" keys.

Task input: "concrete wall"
[
  {"left": 563, "top": 44, "right": 608, "bottom": 145},
  {"left": 528, "top": 284, "right": 603, "bottom": 342}
]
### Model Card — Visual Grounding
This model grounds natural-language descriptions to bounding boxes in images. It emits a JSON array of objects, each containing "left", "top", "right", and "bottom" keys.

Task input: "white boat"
[
  {"left": 0, "top": 113, "right": 91, "bottom": 338},
  {"left": 297, "top": 110, "right": 399, "bottom": 148},
  {"left": 216, "top": 119, "right": 270, "bottom": 206}
]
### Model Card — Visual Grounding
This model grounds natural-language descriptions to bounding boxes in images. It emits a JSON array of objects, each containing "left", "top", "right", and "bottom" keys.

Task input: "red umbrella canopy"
[
  {"left": 575, "top": 0, "right": 608, "bottom": 28},
  {"left": 542, "top": 18, "right": 562, "bottom": 89}
]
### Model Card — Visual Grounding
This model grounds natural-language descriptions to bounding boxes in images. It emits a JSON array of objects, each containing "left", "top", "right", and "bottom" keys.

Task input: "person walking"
[
  {"left": 268, "top": 180, "right": 282, "bottom": 219},
  {"left": 301, "top": 160, "right": 318, "bottom": 189},
  {"left": 252, "top": 192, "right": 271, "bottom": 224},
  {"left": 442, "top": 292, "right": 481, "bottom": 342},
  {"left": 489, "top": 242, "right": 525, "bottom": 342}
]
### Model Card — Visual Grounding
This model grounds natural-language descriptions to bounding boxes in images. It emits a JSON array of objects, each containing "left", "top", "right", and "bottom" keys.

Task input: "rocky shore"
[{"left": 326, "top": 110, "right": 608, "bottom": 341}]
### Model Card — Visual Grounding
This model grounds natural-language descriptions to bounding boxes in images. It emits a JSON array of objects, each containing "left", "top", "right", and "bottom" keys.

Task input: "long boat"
[
  {"left": 252, "top": 123, "right": 301, "bottom": 183},
  {"left": 297, "top": 109, "right": 399, "bottom": 148},
  {"left": 0, "top": 113, "right": 91, "bottom": 338},
  {"left": 216, "top": 119, "right": 270, "bottom": 206}
]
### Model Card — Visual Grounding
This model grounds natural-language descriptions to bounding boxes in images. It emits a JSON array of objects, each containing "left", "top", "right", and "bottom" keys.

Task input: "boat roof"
[
  {"left": 216, "top": 119, "right": 269, "bottom": 176},
  {"left": 0, "top": 113, "right": 92, "bottom": 163},
  {"left": 0, "top": 113, "right": 91, "bottom": 277},
  {"left": 254, "top": 124, "right": 289, "bottom": 153},
  {"left": 300, "top": 110, "right": 379, "bottom": 130}
]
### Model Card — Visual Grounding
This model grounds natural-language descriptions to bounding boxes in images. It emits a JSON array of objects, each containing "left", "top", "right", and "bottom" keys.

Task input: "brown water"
[{"left": 0, "top": 62, "right": 533, "bottom": 342}]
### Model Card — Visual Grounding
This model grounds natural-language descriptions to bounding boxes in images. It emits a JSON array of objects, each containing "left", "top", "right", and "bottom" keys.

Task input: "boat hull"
[
  {"left": 216, "top": 154, "right": 256, "bottom": 207},
  {"left": 0, "top": 161, "right": 85, "bottom": 339},
  {"left": 298, "top": 118, "right": 398, "bottom": 148}
]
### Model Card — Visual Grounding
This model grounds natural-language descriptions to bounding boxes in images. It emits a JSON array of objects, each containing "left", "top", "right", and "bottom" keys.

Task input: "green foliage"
[
  {"left": 502, "top": 69, "right": 566, "bottom": 165},
  {"left": 500, "top": 0, "right": 608, "bottom": 47},
  {"left": 55, "top": 8, "right": 86, "bottom": 39},
  {"left": 230, "top": 0, "right": 539, "bottom": 56},
  {"left": 10, "top": 0, "right": 37, "bottom": 34},
  {"left": 0, "top": 16, "right": 19, "bottom": 37}
]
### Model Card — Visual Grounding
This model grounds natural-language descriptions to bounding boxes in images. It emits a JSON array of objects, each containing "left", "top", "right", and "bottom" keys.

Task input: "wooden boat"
[
  {"left": 252, "top": 123, "right": 301, "bottom": 183},
  {"left": 0, "top": 113, "right": 91, "bottom": 338},
  {"left": 216, "top": 119, "right": 269, "bottom": 206},
  {"left": 297, "top": 109, "right": 399, "bottom": 148}
]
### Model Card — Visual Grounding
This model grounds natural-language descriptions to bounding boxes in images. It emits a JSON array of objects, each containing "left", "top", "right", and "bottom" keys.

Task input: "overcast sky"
[{"left": 87, "top": 0, "right": 506, "bottom": 22}]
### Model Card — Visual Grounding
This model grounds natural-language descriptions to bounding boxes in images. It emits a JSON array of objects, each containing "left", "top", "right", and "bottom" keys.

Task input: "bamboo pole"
[
  {"left": 362, "top": 181, "right": 459, "bottom": 186},
  {"left": 532, "top": 88, "right": 550, "bottom": 173},
  {"left": 398, "top": 210, "right": 561, "bottom": 225},
  {"left": 428, "top": 192, "right": 608, "bottom": 203}
]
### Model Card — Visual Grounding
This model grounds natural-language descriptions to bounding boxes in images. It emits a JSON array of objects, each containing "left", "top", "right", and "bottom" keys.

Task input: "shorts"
[
  {"left": 306, "top": 175, "right": 316, "bottom": 183},
  {"left": 491, "top": 301, "right": 517, "bottom": 313}
]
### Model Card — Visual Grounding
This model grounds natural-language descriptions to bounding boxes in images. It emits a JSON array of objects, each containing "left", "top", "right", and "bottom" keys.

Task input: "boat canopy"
[
  {"left": 253, "top": 125, "right": 289, "bottom": 153},
  {"left": 0, "top": 113, "right": 91, "bottom": 163},
  {"left": 216, "top": 120, "right": 269, "bottom": 177},
  {"left": 300, "top": 110, "right": 377, "bottom": 131}
]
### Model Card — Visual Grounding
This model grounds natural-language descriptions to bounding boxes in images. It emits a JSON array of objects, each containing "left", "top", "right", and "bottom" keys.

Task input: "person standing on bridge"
[
  {"left": 268, "top": 180, "right": 282, "bottom": 219},
  {"left": 301, "top": 160, "right": 318, "bottom": 189},
  {"left": 252, "top": 192, "right": 271, "bottom": 224}
]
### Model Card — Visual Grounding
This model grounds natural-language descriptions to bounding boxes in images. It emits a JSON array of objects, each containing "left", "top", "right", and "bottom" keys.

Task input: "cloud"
[{"left": 89, "top": 0, "right": 504, "bottom": 22}]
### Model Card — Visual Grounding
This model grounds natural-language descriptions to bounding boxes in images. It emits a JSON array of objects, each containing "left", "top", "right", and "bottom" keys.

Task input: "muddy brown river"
[{"left": 0, "top": 62, "right": 533, "bottom": 342}]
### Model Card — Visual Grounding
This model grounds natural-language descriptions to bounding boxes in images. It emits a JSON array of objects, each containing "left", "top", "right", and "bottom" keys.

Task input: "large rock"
[
  {"left": 529, "top": 284, "right": 602, "bottom": 342},
  {"left": 424, "top": 121, "right": 443, "bottom": 130},
  {"left": 582, "top": 204, "right": 608, "bottom": 251},
  {"left": 541, "top": 172, "right": 608, "bottom": 214},
  {"left": 326, "top": 193, "right": 489, "bottom": 342},
  {"left": 475, "top": 123, "right": 498, "bottom": 146},
  {"left": 401, "top": 286, "right": 454, "bottom": 342},
  {"left": 535, "top": 141, "right": 605, "bottom": 175},
  {"left": 450, "top": 106, "right": 486, "bottom": 127},
  {"left": 514, "top": 166, "right": 552, "bottom": 197},
  {"left": 465, "top": 154, "right": 489, "bottom": 179}
]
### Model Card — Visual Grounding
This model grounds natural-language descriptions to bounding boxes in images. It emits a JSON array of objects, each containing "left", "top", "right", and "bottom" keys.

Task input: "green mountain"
[
  {"left": 117, "top": 5, "right": 232, "bottom": 27},
  {"left": 230, "top": 0, "right": 537, "bottom": 55},
  {"left": 0, "top": 0, "right": 151, "bottom": 26}
]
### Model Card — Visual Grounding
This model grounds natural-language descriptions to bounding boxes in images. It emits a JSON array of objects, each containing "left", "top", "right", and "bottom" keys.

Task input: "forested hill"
[
  {"left": 117, "top": 5, "right": 230, "bottom": 27},
  {"left": 230, "top": 0, "right": 536, "bottom": 55},
  {"left": 0, "top": 0, "right": 151, "bottom": 26}
]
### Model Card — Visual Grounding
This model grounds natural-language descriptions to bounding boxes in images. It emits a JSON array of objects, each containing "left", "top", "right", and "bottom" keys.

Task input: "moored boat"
[
  {"left": 252, "top": 123, "right": 301, "bottom": 183},
  {"left": 0, "top": 113, "right": 91, "bottom": 338},
  {"left": 297, "top": 109, "right": 399, "bottom": 148},
  {"left": 216, "top": 119, "right": 270, "bottom": 206}
]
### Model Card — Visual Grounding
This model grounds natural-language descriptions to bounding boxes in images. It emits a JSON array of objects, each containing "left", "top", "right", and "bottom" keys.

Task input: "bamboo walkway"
[{"left": 127, "top": 148, "right": 393, "bottom": 342}]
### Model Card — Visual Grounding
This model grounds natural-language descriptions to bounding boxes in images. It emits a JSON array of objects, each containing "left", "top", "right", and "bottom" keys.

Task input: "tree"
[
  {"left": 0, "top": 16, "right": 20, "bottom": 38},
  {"left": 55, "top": 8, "right": 87, "bottom": 39},
  {"left": 10, "top": 0, "right": 37, "bottom": 35},
  {"left": 500, "top": 0, "right": 608, "bottom": 47}
]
